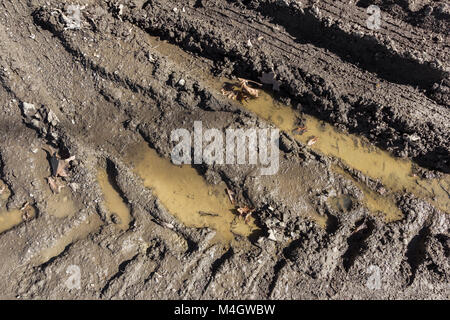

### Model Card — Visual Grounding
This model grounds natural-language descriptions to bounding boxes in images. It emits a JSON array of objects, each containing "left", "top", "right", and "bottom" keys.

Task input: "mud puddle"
[
  {"left": 0, "top": 180, "right": 36, "bottom": 234},
  {"left": 97, "top": 168, "right": 132, "bottom": 230},
  {"left": 126, "top": 142, "right": 258, "bottom": 242},
  {"left": 241, "top": 91, "right": 449, "bottom": 218}
]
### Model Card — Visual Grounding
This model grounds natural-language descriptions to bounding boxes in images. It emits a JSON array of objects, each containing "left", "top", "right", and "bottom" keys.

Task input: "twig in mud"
[
  {"left": 439, "top": 183, "right": 450, "bottom": 198},
  {"left": 238, "top": 78, "right": 262, "bottom": 87},
  {"left": 20, "top": 202, "right": 29, "bottom": 211},
  {"left": 198, "top": 211, "right": 219, "bottom": 217},
  {"left": 238, "top": 78, "right": 260, "bottom": 98},
  {"left": 351, "top": 218, "right": 367, "bottom": 235},
  {"left": 226, "top": 188, "right": 235, "bottom": 205}
]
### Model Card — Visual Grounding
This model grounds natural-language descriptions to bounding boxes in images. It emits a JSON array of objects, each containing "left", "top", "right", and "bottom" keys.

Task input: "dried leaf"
[
  {"left": 221, "top": 78, "right": 262, "bottom": 102},
  {"left": 56, "top": 155, "right": 75, "bottom": 177},
  {"left": 238, "top": 78, "right": 259, "bottom": 98},
  {"left": 237, "top": 206, "right": 255, "bottom": 216},
  {"left": 221, "top": 88, "right": 238, "bottom": 100},
  {"left": 198, "top": 211, "right": 219, "bottom": 217}
]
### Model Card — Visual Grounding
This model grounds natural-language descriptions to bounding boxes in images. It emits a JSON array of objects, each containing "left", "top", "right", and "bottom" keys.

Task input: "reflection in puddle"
[
  {"left": 97, "top": 168, "right": 132, "bottom": 230},
  {"left": 241, "top": 90, "right": 449, "bottom": 218},
  {"left": 0, "top": 180, "right": 36, "bottom": 234},
  {"left": 126, "top": 142, "right": 258, "bottom": 242}
]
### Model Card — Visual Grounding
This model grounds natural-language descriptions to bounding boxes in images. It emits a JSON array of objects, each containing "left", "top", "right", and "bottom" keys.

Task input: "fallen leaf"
[
  {"left": 55, "top": 155, "right": 75, "bottom": 177},
  {"left": 47, "top": 176, "right": 64, "bottom": 194}
]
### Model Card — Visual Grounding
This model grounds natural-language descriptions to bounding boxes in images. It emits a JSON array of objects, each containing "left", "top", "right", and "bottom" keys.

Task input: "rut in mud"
[{"left": 0, "top": 0, "right": 448, "bottom": 299}]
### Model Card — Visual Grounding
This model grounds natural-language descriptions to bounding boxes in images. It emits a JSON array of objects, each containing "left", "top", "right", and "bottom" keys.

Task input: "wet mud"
[{"left": 0, "top": 0, "right": 448, "bottom": 299}]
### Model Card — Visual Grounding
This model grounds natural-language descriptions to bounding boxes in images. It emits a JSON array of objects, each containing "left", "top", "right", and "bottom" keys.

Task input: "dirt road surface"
[{"left": 0, "top": 0, "right": 448, "bottom": 299}]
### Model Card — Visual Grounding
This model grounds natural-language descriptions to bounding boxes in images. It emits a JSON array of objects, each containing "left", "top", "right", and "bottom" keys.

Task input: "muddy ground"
[{"left": 0, "top": 0, "right": 448, "bottom": 299}]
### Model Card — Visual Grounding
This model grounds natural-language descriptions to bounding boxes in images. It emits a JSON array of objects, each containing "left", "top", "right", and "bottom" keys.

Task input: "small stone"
[
  {"left": 268, "top": 229, "right": 277, "bottom": 241},
  {"left": 21, "top": 102, "right": 36, "bottom": 117},
  {"left": 30, "top": 119, "right": 41, "bottom": 129},
  {"left": 178, "top": 78, "right": 185, "bottom": 86},
  {"left": 50, "top": 131, "right": 58, "bottom": 140}
]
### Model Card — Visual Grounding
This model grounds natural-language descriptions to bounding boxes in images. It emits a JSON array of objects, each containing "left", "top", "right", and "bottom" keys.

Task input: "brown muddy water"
[
  {"left": 241, "top": 91, "right": 449, "bottom": 219},
  {"left": 126, "top": 142, "right": 258, "bottom": 242},
  {"left": 142, "top": 34, "right": 449, "bottom": 220}
]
